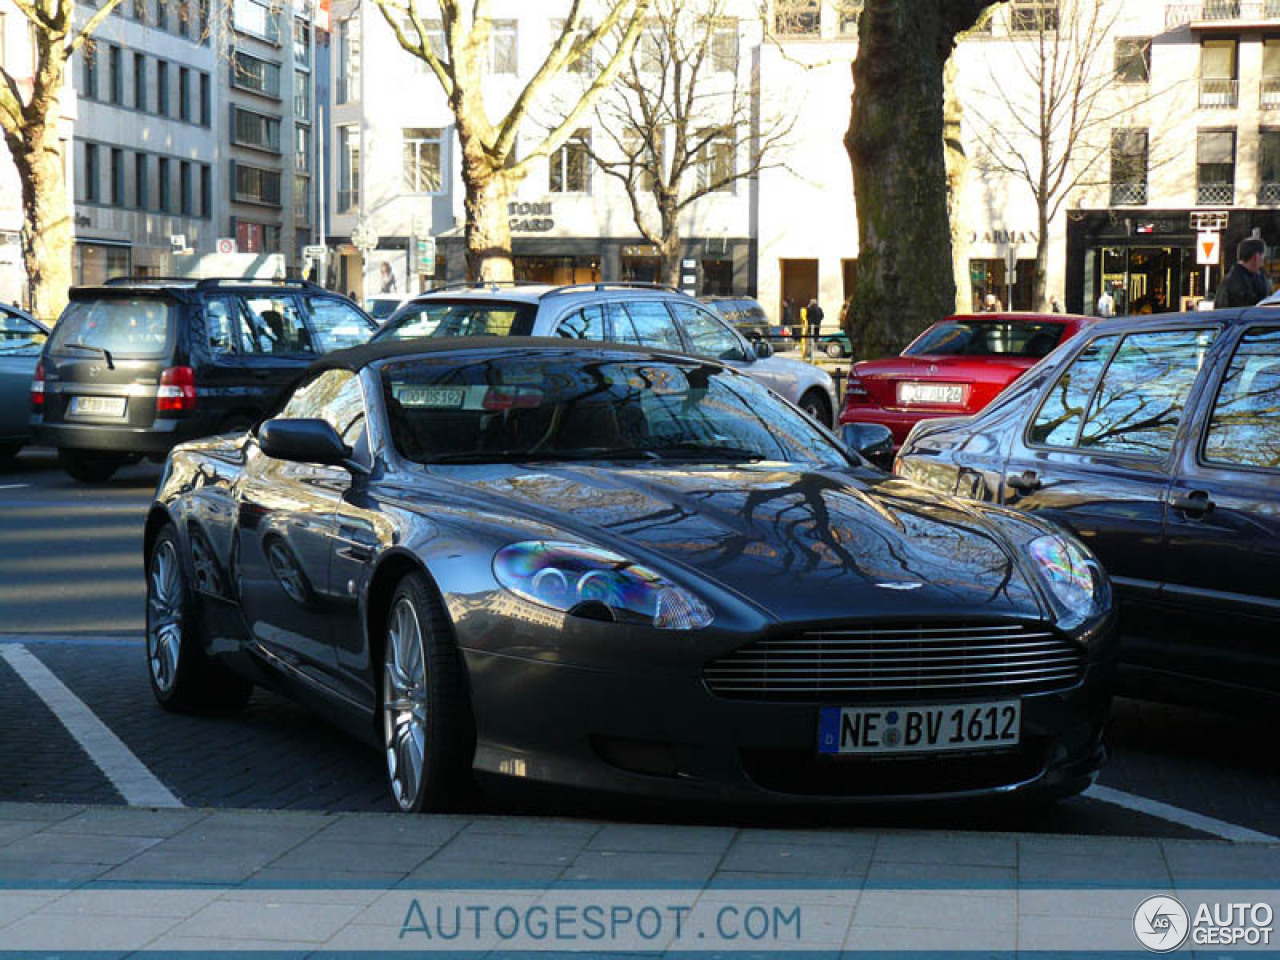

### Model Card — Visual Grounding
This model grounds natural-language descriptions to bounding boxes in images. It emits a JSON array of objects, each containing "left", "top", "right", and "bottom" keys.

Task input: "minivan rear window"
[{"left": 51, "top": 298, "right": 173, "bottom": 359}]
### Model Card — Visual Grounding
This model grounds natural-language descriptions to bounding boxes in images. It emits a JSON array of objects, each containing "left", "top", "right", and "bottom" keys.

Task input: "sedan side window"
[
  {"left": 614, "top": 300, "right": 685, "bottom": 351},
  {"left": 1079, "top": 328, "right": 1217, "bottom": 457},
  {"left": 556, "top": 305, "right": 606, "bottom": 340},
  {"left": 0, "top": 312, "right": 46, "bottom": 352},
  {"left": 668, "top": 301, "right": 749, "bottom": 362},
  {"left": 1029, "top": 335, "right": 1118, "bottom": 448},
  {"left": 1204, "top": 325, "right": 1280, "bottom": 470},
  {"left": 242, "top": 296, "right": 314, "bottom": 355}
]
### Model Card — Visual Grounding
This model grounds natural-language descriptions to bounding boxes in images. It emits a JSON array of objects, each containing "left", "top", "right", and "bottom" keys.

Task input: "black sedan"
[
  {"left": 145, "top": 338, "right": 1115, "bottom": 812},
  {"left": 895, "top": 309, "right": 1280, "bottom": 706}
]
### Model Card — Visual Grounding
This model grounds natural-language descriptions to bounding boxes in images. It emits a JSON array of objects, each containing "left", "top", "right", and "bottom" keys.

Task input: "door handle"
[
  {"left": 1006, "top": 470, "right": 1042, "bottom": 494},
  {"left": 252, "top": 370, "right": 271, "bottom": 380},
  {"left": 1170, "top": 489, "right": 1215, "bottom": 517}
]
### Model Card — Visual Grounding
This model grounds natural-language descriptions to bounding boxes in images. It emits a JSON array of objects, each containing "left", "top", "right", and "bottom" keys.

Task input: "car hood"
[
  {"left": 753, "top": 355, "right": 833, "bottom": 383},
  {"left": 440, "top": 462, "right": 1045, "bottom": 623}
]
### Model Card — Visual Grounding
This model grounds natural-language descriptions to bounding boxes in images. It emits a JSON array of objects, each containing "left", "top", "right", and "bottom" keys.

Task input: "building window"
[
  {"left": 134, "top": 153, "right": 148, "bottom": 209},
  {"left": 180, "top": 161, "right": 192, "bottom": 215},
  {"left": 294, "top": 70, "right": 309, "bottom": 120},
  {"left": 774, "top": 0, "right": 819, "bottom": 36},
  {"left": 199, "top": 73, "right": 210, "bottom": 125},
  {"left": 1264, "top": 40, "right": 1280, "bottom": 110},
  {"left": 1200, "top": 39, "right": 1238, "bottom": 108},
  {"left": 156, "top": 0, "right": 168, "bottom": 30},
  {"left": 1010, "top": 0, "right": 1058, "bottom": 32},
  {"left": 134, "top": 53, "right": 146, "bottom": 110},
  {"left": 836, "top": 0, "right": 862, "bottom": 35},
  {"left": 338, "top": 125, "right": 359, "bottom": 211},
  {"left": 84, "top": 143, "right": 99, "bottom": 202},
  {"left": 157, "top": 60, "right": 169, "bottom": 116},
  {"left": 1260, "top": 130, "right": 1280, "bottom": 204},
  {"left": 402, "top": 127, "right": 443, "bottom": 193},
  {"left": 1115, "top": 37, "right": 1150, "bottom": 84},
  {"left": 550, "top": 129, "right": 591, "bottom": 193},
  {"left": 82, "top": 44, "right": 98, "bottom": 99},
  {"left": 108, "top": 45, "right": 122, "bottom": 104},
  {"left": 232, "top": 106, "right": 281, "bottom": 151},
  {"left": 200, "top": 164, "right": 211, "bottom": 217},
  {"left": 110, "top": 148, "right": 124, "bottom": 205},
  {"left": 178, "top": 67, "right": 190, "bottom": 121},
  {"left": 623, "top": 129, "right": 662, "bottom": 191},
  {"left": 132, "top": 0, "right": 146, "bottom": 22},
  {"left": 697, "top": 131, "right": 735, "bottom": 192},
  {"left": 1197, "top": 129, "right": 1236, "bottom": 205},
  {"left": 177, "top": 0, "right": 189, "bottom": 37},
  {"left": 294, "top": 18, "right": 310, "bottom": 68},
  {"left": 1110, "top": 129, "right": 1148, "bottom": 205},
  {"left": 636, "top": 20, "right": 662, "bottom": 72},
  {"left": 233, "top": 0, "right": 279, "bottom": 43},
  {"left": 295, "top": 125, "right": 310, "bottom": 171},
  {"left": 489, "top": 19, "right": 516, "bottom": 74},
  {"left": 232, "top": 50, "right": 281, "bottom": 97},
  {"left": 233, "top": 162, "right": 282, "bottom": 205},
  {"left": 158, "top": 156, "right": 171, "bottom": 212},
  {"left": 552, "top": 18, "right": 593, "bottom": 74},
  {"left": 710, "top": 18, "right": 737, "bottom": 72},
  {"left": 337, "top": 19, "right": 359, "bottom": 103},
  {"left": 294, "top": 173, "right": 309, "bottom": 220}
]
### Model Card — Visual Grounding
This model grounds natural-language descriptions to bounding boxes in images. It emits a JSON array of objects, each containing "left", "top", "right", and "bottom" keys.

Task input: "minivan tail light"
[
  {"left": 157, "top": 366, "right": 197, "bottom": 413},
  {"left": 30, "top": 361, "right": 44, "bottom": 408}
]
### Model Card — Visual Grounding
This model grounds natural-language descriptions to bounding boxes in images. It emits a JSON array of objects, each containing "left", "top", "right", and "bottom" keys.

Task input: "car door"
[
  {"left": 234, "top": 368, "right": 359, "bottom": 692},
  {"left": 237, "top": 293, "right": 317, "bottom": 410},
  {"left": 194, "top": 295, "right": 252, "bottom": 431},
  {"left": 1164, "top": 321, "right": 1280, "bottom": 691},
  {"left": 0, "top": 310, "right": 46, "bottom": 445},
  {"left": 1002, "top": 325, "right": 1219, "bottom": 671}
]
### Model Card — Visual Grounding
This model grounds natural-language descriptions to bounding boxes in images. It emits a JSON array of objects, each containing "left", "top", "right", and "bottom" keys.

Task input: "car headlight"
[
  {"left": 493, "top": 541, "right": 714, "bottom": 630},
  {"left": 1026, "top": 534, "right": 1110, "bottom": 629}
]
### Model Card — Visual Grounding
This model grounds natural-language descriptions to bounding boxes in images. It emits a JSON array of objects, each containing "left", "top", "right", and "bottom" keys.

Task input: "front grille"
[{"left": 703, "top": 622, "right": 1085, "bottom": 702}]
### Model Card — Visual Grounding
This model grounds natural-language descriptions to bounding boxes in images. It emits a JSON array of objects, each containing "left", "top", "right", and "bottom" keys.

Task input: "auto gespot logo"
[{"left": 1134, "top": 895, "right": 1275, "bottom": 951}]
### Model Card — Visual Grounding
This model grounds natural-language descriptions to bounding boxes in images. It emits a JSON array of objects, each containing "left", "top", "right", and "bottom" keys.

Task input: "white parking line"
[
  {"left": 0, "top": 644, "right": 182, "bottom": 808},
  {"left": 0, "top": 483, "right": 29, "bottom": 490},
  {"left": 1085, "top": 784, "right": 1279, "bottom": 844}
]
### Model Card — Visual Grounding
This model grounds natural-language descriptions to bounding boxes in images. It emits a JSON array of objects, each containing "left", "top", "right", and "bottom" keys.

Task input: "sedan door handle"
[
  {"left": 1006, "top": 470, "right": 1042, "bottom": 494},
  {"left": 1170, "top": 489, "right": 1215, "bottom": 517}
]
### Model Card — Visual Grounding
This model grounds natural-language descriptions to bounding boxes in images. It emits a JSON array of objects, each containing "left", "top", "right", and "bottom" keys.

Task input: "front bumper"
[{"left": 461, "top": 644, "right": 1115, "bottom": 806}]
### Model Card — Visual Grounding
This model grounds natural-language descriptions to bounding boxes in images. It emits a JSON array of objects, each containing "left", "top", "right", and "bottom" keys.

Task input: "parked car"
[
  {"left": 700, "top": 297, "right": 794, "bottom": 349},
  {"left": 145, "top": 338, "right": 1115, "bottom": 811},
  {"left": 375, "top": 282, "right": 837, "bottom": 425},
  {"left": 895, "top": 307, "right": 1280, "bottom": 706},
  {"left": 819, "top": 329, "right": 852, "bottom": 359},
  {"left": 839, "top": 313, "right": 1095, "bottom": 447},
  {"left": 31, "top": 278, "right": 377, "bottom": 482},
  {"left": 0, "top": 304, "right": 49, "bottom": 462},
  {"left": 365, "top": 294, "right": 410, "bottom": 322}
]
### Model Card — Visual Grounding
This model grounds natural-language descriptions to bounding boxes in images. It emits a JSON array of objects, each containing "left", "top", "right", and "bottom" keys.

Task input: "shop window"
[
  {"left": 968, "top": 258, "right": 1035, "bottom": 311},
  {"left": 701, "top": 259, "right": 733, "bottom": 296}
]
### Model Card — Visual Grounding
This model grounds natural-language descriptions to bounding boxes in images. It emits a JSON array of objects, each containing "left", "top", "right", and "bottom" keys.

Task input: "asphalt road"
[{"left": 1, "top": 446, "right": 1278, "bottom": 842}]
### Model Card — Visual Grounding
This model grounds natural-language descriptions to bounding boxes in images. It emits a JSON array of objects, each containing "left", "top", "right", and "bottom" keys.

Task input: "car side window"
[
  {"left": 1029, "top": 335, "right": 1119, "bottom": 448},
  {"left": 242, "top": 296, "right": 313, "bottom": 355},
  {"left": 305, "top": 297, "right": 375, "bottom": 353},
  {"left": 556, "top": 305, "right": 606, "bottom": 340},
  {"left": 278, "top": 369, "right": 368, "bottom": 451},
  {"left": 614, "top": 300, "right": 685, "bottom": 351},
  {"left": 203, "top": 297, "right": 240, "bottom": 354},
  {"left": 0, "top": 311, "right": 46, "bottom": 351},
  {"left": 668, "top": 301, "right": 748, "bottom": 362},
  {"left": 1079, "top": 328, "right": 1217, "bottom": 457},
  {"left": 1203, "top": 325, "right": 1280, "bottom": 470}
]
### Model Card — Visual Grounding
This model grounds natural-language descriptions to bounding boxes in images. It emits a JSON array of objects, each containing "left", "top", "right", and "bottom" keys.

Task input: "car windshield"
[
  {"left": 372, "top": 299, "right": 537, "bottom": 342},
  {"left": 380, "top": 350, "right": 851, "bottom": 467},
  {"left": 49, "top": 298, "right": 173, "bottom": 359},
  {"left": 366, "top": 299, "right": 401, "bottom": 320},
  {"left": 905, "top": 320, "right": 1064, "bottom": 358}
]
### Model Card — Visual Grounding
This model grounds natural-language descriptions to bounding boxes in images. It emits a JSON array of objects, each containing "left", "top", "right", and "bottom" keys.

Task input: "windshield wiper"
[{"left": 60, "top": 342, "right": 114, "bottom": 369}]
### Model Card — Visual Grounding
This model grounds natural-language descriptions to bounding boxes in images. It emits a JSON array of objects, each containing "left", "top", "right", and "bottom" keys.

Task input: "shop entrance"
[{"left": 1097, "top": 246, "right": 1203, "bottom": 314}]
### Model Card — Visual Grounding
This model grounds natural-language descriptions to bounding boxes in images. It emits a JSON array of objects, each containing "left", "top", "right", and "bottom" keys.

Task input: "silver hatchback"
[{"left": 374, "top": 282, "right": 837, "bottom": 426}]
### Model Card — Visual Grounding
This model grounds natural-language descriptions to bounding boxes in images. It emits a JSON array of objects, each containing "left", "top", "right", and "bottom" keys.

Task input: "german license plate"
[
  {"left": 69, "top": 395, "right": 127, "bottom": 417},
  {"left": 394, "top": 385, "right": 466, "bottom": 408},
  {"left": 898, "top": 382, "right": 964, "bottom": 405},
  {"left": 818, "top": 701, "right": 1020, "bottom": 755}
]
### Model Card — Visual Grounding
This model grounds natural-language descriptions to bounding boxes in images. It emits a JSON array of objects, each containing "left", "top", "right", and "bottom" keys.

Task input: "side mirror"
[
  {"left": 753, "top": 339, "right": 774, "bottom": 359},
  {"left": 258, "top": 418, "right": 361, "bottom": 471},
  {"left": 840, "top": 422, "right": 895, "bottom": 471}
]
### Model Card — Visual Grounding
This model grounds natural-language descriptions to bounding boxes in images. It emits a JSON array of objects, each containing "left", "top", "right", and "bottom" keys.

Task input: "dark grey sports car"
[{"left": 145, "top": 338, "right": 1116, "bottom": 812}]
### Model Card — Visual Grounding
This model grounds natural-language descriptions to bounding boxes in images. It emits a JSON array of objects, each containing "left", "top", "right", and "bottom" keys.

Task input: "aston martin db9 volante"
[{"left": 145, "top": 338, "right": 1116, "bottom": 812}]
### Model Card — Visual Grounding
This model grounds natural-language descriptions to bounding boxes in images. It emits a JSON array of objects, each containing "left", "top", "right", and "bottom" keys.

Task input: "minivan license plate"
[
  {"left": 69, "top": 395, "right": 127, "bottom": 417},
  {"left": 818, "top": 701, "right": 1020, "bottom": 755},
  {"left": 898, "top": 382, "right": 964, "bottom": 405}
]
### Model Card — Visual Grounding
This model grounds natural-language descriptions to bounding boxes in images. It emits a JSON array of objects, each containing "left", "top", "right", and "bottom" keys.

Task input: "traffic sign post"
[
  {"left": 303, "top": 244, "right": 328, "bottom": 260},
  {"left": 1197, "top": 232, "right": 1221, "bottom": 266},
  {"left": 417, "top": 237, "right": 436, "bottom": 276},
  {"left": 216, "top": 237, "right": 237, "bottom": 255}
]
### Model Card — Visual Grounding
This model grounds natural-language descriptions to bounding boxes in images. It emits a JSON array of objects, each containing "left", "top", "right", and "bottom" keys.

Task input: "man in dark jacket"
[{"left": 1215, "top": 237, "right": 1271, "bottom": 307}]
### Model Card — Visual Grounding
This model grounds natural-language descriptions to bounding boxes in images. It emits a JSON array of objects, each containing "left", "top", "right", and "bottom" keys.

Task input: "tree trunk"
[
  {"left": 1034, "top": 207, "right": 1050, "bottom": 311},
  {"left": 457, "top": 130, "right": 514, "bottom": 283},
  {"left": 943, "top": 56, "right": 970, "bottom": 314},
  {"left": 846, "top": 0, "right": 997, "bottom": 358},
  {"left": 658, "top": 203, "right": 681, "bottom": 287}
]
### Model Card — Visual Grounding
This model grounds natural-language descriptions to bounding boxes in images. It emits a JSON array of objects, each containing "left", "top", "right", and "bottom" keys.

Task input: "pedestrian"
[
  {"left": 804, "top": 297, "right": 824, "bottom": 359},
  {"left": 781, "top": 297, "right": 796, "bottom": 331},
  {"left": 1097, "top": 286, "right": 1115, "bottom": 318},
  {"left": 1050, "top": 295, "right": 1063, "bottom": 313},
  {"left": 983, "top": 293, "right": 1002, "bottom": 312},
  {"left": 1214, "top": 237, "right": 1271, "bottom": 308}
]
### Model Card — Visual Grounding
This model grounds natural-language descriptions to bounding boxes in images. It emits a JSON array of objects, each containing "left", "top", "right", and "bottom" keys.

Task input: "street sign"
[
  {"left": 170, "top": 234, "right": 187, "bottom": 251},
  {"left": 303, "top": 244, "right": 328, "bottom": 259},
  {"left": 1005, "top": 245, "right": 1017, "bottom": 285},
  {"left": 1197, "top": 232, "right": 1221, "bottom": 266},
  {"left": 216, "top": 237, "right": 237, "bottom": 255},
  {"left": 417, "top": 237, "right": 436, "bottom": 274},
  {"left": 351, "top": 220, "right": 379, "bottom": 253}
]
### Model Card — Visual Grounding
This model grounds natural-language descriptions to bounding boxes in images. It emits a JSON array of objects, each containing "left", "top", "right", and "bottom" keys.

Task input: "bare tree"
[
  {"left": 845, "top": 0, "right": 1003, "bottom": 360},
  {"left": 577, "top": 0, "right": 793, "bottom": 286},
  {"left": 967, "top": 0, "right": 1171, "bottom": 310},
  {"left": 369, "top": 0, "right": 652, "bottom": 281},
  {"left": 0, "top": 0, "right": 128, "bottom": 322}
]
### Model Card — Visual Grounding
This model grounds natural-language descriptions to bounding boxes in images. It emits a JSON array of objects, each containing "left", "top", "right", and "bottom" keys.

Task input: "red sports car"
[{"left": 838, "top": 312, "right": 1095, "bottom": 446}]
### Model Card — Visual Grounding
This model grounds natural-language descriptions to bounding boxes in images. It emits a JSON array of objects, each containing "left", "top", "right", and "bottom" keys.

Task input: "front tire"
[
  {"left": 146, "top": 525, "right": 252, "bottom": 713},
  {"left": 798, "top": 389, "right": 833, "bottom": 428},
  {"left": 824, "top": 341, "right": 845, "bottom": 359},
  {"left": 59, "top": 449, "right": 123, "bottom": 483},
  {"left": 382, "top": 573, "right": 473, "bottom": 813}
]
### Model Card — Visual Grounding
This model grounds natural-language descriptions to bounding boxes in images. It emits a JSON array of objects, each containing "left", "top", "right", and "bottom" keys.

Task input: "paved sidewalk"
[{"left": 1, "top": 803, "right": 1278, "bottom": 954}]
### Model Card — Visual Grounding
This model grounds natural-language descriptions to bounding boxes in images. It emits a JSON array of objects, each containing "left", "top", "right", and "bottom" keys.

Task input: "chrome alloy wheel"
[
  {"left": 383, "top": 596, "right": 428, "bottom": 811},
  {"left": 147, "top": 539, "right": 183, "bottom": 694}
]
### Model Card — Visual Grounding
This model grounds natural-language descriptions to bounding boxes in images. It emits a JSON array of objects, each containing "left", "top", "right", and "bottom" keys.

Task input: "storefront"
[{"left": 74, "top": 240, "right": 131, "bottom": 286}]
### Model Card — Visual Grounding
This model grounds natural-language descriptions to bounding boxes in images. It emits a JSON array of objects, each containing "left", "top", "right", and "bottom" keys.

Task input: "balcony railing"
[
  {"left": 1110, "top": 181, "right": 1149, "bottom": 205},
  {"left": 1167, "top": 1, "right": 1280, "bottom": 29},
  {"left": 1198, "top": 181, "right": 1236, "bottom": 204},
  {"left": 1200, "top": 78, "right": 1239, "bottom": 108},
  {"left": 1262, "top": 76, "right": 1280, "bottom": 108},
  {"left": 1260, "top": 182, "right": 1280, "bottom": 204}
]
